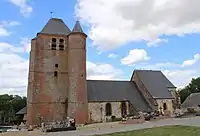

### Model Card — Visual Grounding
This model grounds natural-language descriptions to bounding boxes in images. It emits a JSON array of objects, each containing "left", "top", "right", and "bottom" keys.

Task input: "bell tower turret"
[{"left": 67, "top": 21, "right": 88, "bottom": 124}]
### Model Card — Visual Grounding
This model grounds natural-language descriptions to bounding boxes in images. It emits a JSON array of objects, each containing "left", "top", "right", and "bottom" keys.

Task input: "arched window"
[
  {"left": 163, "top": 103, "right": 167, "bottom": 111},
  {"left": 51, "top": 38, "right": 57, "bottom": 50},
  {"left": 105, "top": 103, "right": 112, "bottom": 116},
  {"left": 59, "top": 39, "right": 64, "bottom": 50}
]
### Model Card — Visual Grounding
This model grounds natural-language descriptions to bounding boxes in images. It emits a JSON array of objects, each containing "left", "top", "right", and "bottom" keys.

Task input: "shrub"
[{"left": 187, "top": 108, "right": 196, "bottom": 113}]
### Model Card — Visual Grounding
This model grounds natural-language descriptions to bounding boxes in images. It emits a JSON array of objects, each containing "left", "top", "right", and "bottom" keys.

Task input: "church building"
[{"left": 18, "top": 18, "right": 180, "bottom": 125}]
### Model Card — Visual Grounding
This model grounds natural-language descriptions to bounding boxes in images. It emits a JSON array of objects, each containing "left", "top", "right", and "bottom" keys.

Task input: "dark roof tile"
[
  {"left": 39, "top": 18, "right": 71, "bottom": 35},
  {"left": 87, "top": 80, "right": 152, "bottom": 112},
  {"left": 182, "top": 93, "right": 200, "bottom": 108},
  {"left": 72, "top": 21, "right": 84, "bottom": 33},
  {"left": 134, "top": 70, "right": 175, "bottom": 99}
]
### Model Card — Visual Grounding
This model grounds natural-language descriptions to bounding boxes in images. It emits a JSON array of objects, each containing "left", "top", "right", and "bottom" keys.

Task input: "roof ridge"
[{"left": 87, "top": 80, "right": 128, "bottom": 82}]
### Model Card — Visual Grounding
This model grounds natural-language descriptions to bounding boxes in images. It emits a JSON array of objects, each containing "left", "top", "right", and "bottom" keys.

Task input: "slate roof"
[
  {"left": 39, "top": 18, "right": 71, "bottom": 35},
  {"left": 87, "top": 80, "right": 152, "bottom": 112},
  {"left": 134, "top": 70, "right": 175, "bottom": 99},
  {"left": 182, "top": 93, "right": 200, "bottom": 108},
  {"left": 72, "top": 21, "right": 84, "bottom": 33},
  {"left": 16, "top": 107, "right": 27, "bottom": 115},
  {"left": 19, "top": 78, "right": 162, "bottom": 115}
]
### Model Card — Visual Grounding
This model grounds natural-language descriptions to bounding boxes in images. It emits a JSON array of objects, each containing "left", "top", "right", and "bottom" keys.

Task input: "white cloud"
[
  {"left": 0, "top": 27, "right": 10, "bottom": 37},
  {"left": 182, "top": 54, "right": 200, "bottom": 67},
  {"left": 0, "top": 52, "right": 29, "bottom": 96},
  {"left": 0, "top": 21, "right": 20, "bottom": 27},
  {"left": 8, "top": 0, "right": 33, "bottom": 16},
  {"left": 0, "top": 37, "right": 31, "bottom": 53},
  {"left": 87, "top": 61, "right": 124, "bottom": 80},
  {"left": 163, "top": 69, "right": 198, "bottom": 88},
  {"left": 0, "top": 38, "right": 32, "bottom": 96},
  {"left": 20, "top": 37, "right": 31, "bottom": 52},
  {"left": 108, "top": 53, "right": 118, "bottom": 58},
  {"left": 0, "top": 42, "right": 25, "bottom": 53},
  {"left": 0, "top": 20, "right": 20, "bottom": 37},
  {"left": 147, "top": 38, "right": 168, "bottom": 47},
  {"left": 121, "top": 49, "right": 150, "bottom": 66},
  {"left": 76, "top": 0, "right": 200, "bottom": 50},
  {"left": 138, "top": 62, "right": 181, "bottom": 70}
]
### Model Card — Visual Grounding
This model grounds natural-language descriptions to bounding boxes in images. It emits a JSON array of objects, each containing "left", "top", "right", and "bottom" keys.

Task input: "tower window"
[
  {"left": 55, "top": 64, "right": 58, "bottom": 68},
  {"left": 59, "top": 39, "right": 64, "bottom": 43},
  {"left": 59, "top": 39, "right": 64, "bottom": 50},
  {"left": 51, "top": 38, "right": 57, "bottom": 50},
  {"left": 54, "top": 71, "right": 58, "bottom": 77}
]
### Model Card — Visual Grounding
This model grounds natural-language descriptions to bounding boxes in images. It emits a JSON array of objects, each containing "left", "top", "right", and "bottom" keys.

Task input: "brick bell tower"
[
  {"left": 67, "top": 21, "right": 88, "bottom": 124},
  {"left": 27, "top": 18, "right": 71, "bottom": 125},
  {"left": 27, "top": 18, "right": 88, "bottom": 125}
]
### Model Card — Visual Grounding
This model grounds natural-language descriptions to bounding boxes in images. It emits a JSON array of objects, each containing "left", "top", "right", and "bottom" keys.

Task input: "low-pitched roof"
[
  {"left": 16, "top": 107, "right": 27, "bottom": 115},
  {"left": 87, "top": 80, "right": 152, "bottom": 112},
  {"left": 133, "top": 70, "right": 175, "bottom": 99},
  {"left": 39, "top": 18, "right": 71, "bottom": 35},
  {"left": 182, "top": 93, "right": 200, "bottom": 108}
]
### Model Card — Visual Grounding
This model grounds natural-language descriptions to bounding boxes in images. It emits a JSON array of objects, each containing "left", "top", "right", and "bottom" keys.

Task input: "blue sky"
[{"left": 0, "top": 0, "right": 199, "bottom": 96}]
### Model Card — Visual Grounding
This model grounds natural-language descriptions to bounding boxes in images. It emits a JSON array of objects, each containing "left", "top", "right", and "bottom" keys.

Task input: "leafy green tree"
[
  {"left": 0, "top": 94, "right": 26, "bottom": 125},
  {"left": 179, "top": 77, "right": 200, "bottom": 103}
]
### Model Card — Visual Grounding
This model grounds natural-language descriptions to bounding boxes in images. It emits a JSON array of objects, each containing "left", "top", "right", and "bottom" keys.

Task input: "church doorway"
[{"left": 121, "top": 102, "right": 127, "bottom": 117}]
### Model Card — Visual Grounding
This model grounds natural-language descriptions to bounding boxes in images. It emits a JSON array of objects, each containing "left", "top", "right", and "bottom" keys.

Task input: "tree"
[
  {"left": 0, "top": 94, "right": 27, "bottom": 125},
  {"left": 179, "top": 77, "right": 200, "bottom": 103}
]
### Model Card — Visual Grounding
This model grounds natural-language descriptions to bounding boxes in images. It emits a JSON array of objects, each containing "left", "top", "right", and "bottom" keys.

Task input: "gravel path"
[
  {"left": 44, "top": 117, "right": 200, "bottom": 136},
  {"left": 3, "top": 117, "right": 200, "bottom": 136}
]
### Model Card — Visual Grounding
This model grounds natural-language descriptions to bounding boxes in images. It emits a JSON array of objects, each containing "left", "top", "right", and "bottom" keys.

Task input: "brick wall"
[
  {"left": 27, "top": 34, "right": 69, "bottom": 125},
  {"left": 67, "top": 33, "right": 88, "bottom": 124}
]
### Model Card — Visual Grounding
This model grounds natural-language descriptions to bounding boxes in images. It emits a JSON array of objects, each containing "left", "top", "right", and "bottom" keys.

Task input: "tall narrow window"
[
  {"left": 105, "top": 103, "right": 112, "bottom": 116},
  {"left": 59, "top": 39, "right": 64, "bottom": 50},
  {"left": 54, "top": 71, "right": 58, "bottom": 77},
  {"left": 52, "top": 38, "right": 57, "bottom": 50},
  {"left": 121, "top": 102, "right": 127, "bottom": 117},
  {"left": 163, "top": 103, "right": 167, "bottom": 111}
]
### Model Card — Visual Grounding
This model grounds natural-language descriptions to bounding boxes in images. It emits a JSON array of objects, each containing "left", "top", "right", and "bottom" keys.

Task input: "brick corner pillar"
[{"left": 67, "top": 21, "right": 88, "bottom": 124}]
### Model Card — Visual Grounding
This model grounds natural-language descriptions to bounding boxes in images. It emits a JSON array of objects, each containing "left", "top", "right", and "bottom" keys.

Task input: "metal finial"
[{"left": 50, "top": 12, "right": 53, "bottom": 18}]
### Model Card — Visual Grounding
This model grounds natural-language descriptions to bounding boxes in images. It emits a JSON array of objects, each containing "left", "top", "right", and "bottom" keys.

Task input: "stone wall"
[
  {"left": 88, "top": 101, "right": 129, "bottom": 123},
  {"left": 169, "top": 88, "right": 181, "bottom": 109},
  {"left": 156, "top": 99, "right": 174, "bottom": 115}
]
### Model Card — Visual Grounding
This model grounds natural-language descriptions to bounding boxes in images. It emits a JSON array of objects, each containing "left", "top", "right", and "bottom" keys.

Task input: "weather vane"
[{"left": 50, "top": 12, "right": 53, "bottom": 18}]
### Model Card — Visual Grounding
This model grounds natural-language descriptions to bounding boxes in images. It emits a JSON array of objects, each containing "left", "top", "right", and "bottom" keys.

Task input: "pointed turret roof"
[
  {"left": 39, "top": 18, "right": 71, "bottom": 35},
  {"left": 72, "top": 21, "right": 84, "bottom": 33}
]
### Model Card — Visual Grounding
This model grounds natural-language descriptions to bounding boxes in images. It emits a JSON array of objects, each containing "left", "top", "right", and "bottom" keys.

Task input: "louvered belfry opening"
[
  {"left": 59, "top": 39, "right": 64, "bottom": 50},
  {"left": 51, "top": 38, "right": 56, "bottom": 50}
]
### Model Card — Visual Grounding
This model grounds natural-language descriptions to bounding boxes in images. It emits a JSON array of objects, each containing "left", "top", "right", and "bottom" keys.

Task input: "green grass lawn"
[{"left": 96, "top": 125, "right": 200, "bottom": 136}]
